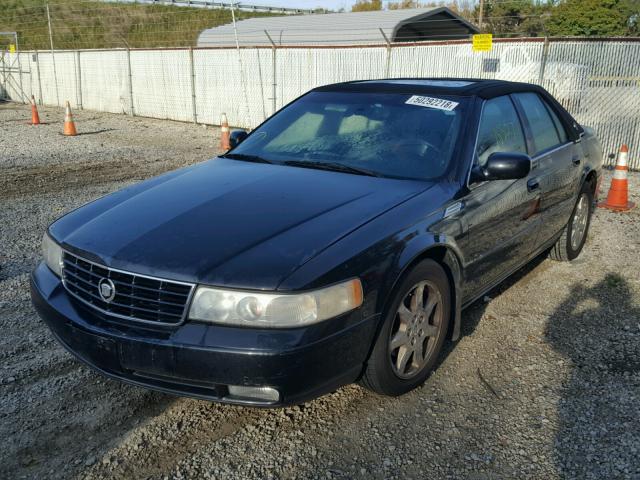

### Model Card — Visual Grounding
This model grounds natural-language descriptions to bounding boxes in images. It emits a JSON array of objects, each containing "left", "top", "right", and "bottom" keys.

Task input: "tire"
[
  {"left": 550, "top": 182, "right": 593, "bottom": 262},
  {"left": 361, "top": 259, "right": 451, "bottom": 396}
]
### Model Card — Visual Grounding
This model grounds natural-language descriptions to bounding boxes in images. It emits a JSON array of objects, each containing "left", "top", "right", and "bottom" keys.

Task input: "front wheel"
[
  {"left": 361, "top": 260, "right": 451, "bottom": 396},
  {"left": 550, "top": 182, "right": 593, "bottom": 261}
]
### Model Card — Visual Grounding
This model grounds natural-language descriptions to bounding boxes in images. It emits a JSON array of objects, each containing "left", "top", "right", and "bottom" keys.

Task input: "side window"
[
  {"left": 475, "top": 96, "right": 527, "bottom": 166},
  {"left": 544, "top": 101, "right": 568, "bottom": 143},
  {"left": 515, "top": 92, "right": 561, "bottom": 155}
]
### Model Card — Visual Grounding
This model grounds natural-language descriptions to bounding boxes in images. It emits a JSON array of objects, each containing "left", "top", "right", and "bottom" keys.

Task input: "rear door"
[
  {"left": 459, "top": 95, "right": 542, "bottom": 301},
  {"left": 512, "top": 92, "right": 581, "bottom": 244}
]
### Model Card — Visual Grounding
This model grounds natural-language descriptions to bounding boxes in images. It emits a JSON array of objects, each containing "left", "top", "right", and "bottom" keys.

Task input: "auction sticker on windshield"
[{"left": 405, "top": 95, "right": 459, "bottom": 111}]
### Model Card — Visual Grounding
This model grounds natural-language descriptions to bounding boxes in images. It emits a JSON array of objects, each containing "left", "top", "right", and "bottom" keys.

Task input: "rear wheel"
[
  {"left": 361, "top": 260, "right": 450, "bottom": 396},
  {"left": 550, "top": 182, "right": 593, "bottom": 261}
]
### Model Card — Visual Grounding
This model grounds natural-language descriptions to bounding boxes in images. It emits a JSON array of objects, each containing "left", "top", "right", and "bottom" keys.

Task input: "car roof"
[{"left": 313, "top": 78, "right": 549, "bottom": 100}]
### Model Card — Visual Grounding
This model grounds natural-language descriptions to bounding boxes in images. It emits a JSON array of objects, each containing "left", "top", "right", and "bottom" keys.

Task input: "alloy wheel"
[
  {"left": 571, "top": 193, "right": 589, "bottom": 250},
  {"left": 388, "top": 280, "right": 443, "bottom": 379}
]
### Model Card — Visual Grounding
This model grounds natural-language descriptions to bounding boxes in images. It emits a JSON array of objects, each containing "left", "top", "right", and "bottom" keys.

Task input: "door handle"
[
  {"left": 572, "top": 156, "right": 581, "bottom": 166},
  {"left": 527, "top": 178, "right": 540, "bottom": 192}
]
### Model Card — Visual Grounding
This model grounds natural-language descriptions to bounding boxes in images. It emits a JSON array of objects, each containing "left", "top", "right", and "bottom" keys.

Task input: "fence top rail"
[{"left": 12, "top": 36, "right": 640, "bottom": 54}]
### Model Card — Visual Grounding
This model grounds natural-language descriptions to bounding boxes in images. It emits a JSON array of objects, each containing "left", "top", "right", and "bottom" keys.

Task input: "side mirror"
[
  {"left": 471, "top": 152, "right": 531, "bottom": 183},
  {"left": 229, "top": 129, "right": 249, "bottom": 149}
]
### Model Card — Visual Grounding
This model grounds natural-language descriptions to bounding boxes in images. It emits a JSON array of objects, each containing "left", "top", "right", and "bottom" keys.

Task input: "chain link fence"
[{"left": 2, "top": 37, "right": 639, "bottom": 169}]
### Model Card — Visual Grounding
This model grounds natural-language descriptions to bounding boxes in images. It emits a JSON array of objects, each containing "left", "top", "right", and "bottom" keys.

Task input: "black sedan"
[{"left": 32, "top": 79, "right": 603, "bottom": 406}]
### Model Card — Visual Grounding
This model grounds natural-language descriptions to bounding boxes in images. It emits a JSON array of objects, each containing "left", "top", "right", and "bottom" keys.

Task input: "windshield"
[{"left": 229, "top": 91, "right": 467, "bottom": 180}]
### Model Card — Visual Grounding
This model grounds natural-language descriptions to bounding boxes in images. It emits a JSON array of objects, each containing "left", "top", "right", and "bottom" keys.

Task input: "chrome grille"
[{"left": 61, "top": 251, "right": 194, "bottom": 325}]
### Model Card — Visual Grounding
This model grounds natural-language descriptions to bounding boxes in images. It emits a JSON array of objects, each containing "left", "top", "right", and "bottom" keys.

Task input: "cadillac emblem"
[{"left": 98, "top": 278, "right": 116, "bottom": 303}]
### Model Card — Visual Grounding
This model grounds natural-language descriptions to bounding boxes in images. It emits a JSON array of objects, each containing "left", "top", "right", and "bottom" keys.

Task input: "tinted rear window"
[
  {"left": 515, "top": 92, "right": 562, "bottom": 155},
  {"left": 544, "top": 101, "right": 568, "bottom": 143}
]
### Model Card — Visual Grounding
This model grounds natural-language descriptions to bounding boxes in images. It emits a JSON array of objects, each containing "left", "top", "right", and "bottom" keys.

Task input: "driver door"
[{"left": 458, "top": 95, "right": 543, "bottom": 301}]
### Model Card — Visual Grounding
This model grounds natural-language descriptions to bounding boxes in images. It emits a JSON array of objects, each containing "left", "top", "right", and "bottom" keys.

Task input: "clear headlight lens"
[
  {"left": 42, "top": 233, "right": 63, "bottom": 277},
  {"left": 189, "top": 278, "right": 363, "bottom": 327}
]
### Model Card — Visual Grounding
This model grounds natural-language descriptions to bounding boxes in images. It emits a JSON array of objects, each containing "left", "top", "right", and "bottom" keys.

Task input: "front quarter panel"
[{"left": 278, "top": 183, "right": 465, "bottom": 336}]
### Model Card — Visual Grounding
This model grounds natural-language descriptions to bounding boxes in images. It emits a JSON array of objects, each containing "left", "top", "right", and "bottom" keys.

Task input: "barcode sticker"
[{"left": 405, "top": 95, "right": 459, "bottom": 111}]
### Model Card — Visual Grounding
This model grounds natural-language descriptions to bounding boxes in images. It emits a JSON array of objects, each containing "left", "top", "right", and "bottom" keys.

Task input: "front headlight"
[
  {"left": 42, "top": 233, "right": 63, "bottom": 277},
  {"left": 188, "top": 278, "right": 363, "bottom": 328}
]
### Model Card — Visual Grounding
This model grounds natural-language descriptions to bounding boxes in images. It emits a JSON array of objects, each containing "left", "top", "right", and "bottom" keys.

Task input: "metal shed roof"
[{"left": 197, "top": 7, "right": 479, "bottom": 47}]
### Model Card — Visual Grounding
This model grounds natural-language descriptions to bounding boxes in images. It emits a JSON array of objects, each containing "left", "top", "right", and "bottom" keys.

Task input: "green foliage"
[
  {"left": 0, "top": 0, "right": 272, "bottom": 50},
  {"left": 546, "top": 0, "right": 640, "bottom": 36},
  {"left": 355, "top": 0, "right": 638, "bottom": 37},
  {"left": 481, "top": 0, "right": 552, "bottom": 37},
  {"left": 479, "top": 0, "right": 639, "bottom": 37}
]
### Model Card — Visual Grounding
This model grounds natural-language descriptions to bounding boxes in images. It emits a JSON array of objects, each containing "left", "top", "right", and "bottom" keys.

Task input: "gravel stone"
[{"left": 1, "top": 102, "right": 639, "bottom": 480}]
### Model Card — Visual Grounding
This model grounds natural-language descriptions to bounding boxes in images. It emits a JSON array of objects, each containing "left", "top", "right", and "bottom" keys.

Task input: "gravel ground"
[{"left": 1, "top": 102, "right": 639, "bottom": 480}]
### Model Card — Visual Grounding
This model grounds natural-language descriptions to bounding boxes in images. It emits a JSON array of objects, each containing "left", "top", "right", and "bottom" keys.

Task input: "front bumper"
[{"left": 31, "top": 262, "right": 380, "bottom": 407}]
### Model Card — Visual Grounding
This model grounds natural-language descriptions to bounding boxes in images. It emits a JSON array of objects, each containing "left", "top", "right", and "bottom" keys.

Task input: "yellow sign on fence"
[
  {"left": 472, "top": 34, "right": 492, "bottom": 52},
  {"left": 9, "top": 44, "right": 16, "bottom": 54}
]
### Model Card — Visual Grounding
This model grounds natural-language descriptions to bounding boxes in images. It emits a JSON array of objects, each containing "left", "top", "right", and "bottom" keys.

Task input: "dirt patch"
[{"left": 2, "top": 157, "right": 180, "bottom": 197}]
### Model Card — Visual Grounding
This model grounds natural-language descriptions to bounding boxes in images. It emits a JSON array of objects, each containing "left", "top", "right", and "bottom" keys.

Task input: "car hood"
[{"left": 51, "top": 158, "right": 432, "bottom": 290}]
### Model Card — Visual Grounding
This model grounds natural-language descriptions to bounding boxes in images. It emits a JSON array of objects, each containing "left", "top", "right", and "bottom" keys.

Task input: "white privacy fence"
[{"left": 2, "top": 38, "right": 640, "bottom": 168}]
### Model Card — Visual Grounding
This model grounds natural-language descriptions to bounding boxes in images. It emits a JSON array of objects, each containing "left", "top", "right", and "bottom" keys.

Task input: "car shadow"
[
  {"left": 55, "top": 128, "right": 115, "bottom": 136},
  {"left": 544, "top": 273, "right": 640, "bottom": 477},
  {"left": 77, "top": 128, "right": 116, "bottom": 136}
]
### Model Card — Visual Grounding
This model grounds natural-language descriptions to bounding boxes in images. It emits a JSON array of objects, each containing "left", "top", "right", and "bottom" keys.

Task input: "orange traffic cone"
[
  {"left": 63, "top": 101, "right": 77, "bottom": 136},
  {"left": 599, "top": 144, "right": 635, "bottom": 212},
  {"left": 220, "top": 113, "right": 230, "bottom": 151},
  {"left": 30, "top": 95, "right": 41, "bottom": 125}
]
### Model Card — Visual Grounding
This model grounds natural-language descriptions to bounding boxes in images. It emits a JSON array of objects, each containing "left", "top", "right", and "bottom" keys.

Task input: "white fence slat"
[{"left": 4, "top": 40, "right": 639, "bottom": 169}]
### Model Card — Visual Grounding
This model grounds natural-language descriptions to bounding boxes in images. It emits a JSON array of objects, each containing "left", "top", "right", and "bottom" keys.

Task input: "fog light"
[{"left": 227, "top": 385, "right": 280, "bottom": 402}]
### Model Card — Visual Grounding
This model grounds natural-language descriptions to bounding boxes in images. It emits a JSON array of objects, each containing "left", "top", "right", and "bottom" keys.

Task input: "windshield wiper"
[
  {"left": 283, "top": 160, "right": 382, "bottom": 177},
  {"left": 221, "top": 153, "right": 274, "bottom": 164}
]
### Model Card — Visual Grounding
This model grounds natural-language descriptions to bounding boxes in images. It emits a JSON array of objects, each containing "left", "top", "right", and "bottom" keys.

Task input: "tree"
[
  {"left": 351, "top": 0, "right": 382, "bottom": 11},
  {"left": 452, "top": 0, "right": 476, "bottom": 22},
  {"left": 546, "top": 0, "right": 640, "bottom": 36},
  {"left": 480, "top": 0, "right": 552, "bottom": 36}
]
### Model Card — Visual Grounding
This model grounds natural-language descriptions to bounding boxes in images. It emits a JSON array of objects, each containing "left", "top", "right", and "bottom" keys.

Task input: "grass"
[{"left": 0, "top": 0, "right": 273, "bottom": 50}]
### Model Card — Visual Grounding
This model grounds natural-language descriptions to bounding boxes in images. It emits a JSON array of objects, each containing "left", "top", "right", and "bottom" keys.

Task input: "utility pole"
[{"left": 478, "top": 0, "right": 485, "bottom": 31}]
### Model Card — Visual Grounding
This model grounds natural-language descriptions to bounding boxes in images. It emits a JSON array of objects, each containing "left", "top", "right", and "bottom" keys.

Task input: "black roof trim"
[{"left": 313, "top": 78, "right": 554, "bottom": 99}]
